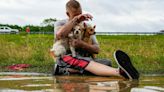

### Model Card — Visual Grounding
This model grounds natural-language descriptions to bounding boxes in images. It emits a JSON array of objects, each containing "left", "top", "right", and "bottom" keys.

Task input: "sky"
[{"left": 0, "top": 0, "right": 164, "bottom": 32}]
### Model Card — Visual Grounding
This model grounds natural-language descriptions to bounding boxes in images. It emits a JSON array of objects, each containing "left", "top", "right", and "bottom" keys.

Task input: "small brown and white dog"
[
  {"left": 50, "top": 22, "right": 84, "bottom": 57},
  {"left": 82, "top": 23, "right": 96, "bottom": 44},
  {"left": 82, "top": 23, "right": 96, "bottom": 58},
  {"left": 69, "top": 24, "right": 84, "bottom": 57}
]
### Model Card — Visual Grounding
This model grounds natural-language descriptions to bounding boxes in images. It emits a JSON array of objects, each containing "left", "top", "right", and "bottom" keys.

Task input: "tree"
[
  {"left": 160, "top": 30, "right": 164, "bottom": 32},
  {"left": 41, "top": 18, "right": 57, "bottom": 27},
  {"left": 40, "top": 18, "right": 57, "bottom": 32}
]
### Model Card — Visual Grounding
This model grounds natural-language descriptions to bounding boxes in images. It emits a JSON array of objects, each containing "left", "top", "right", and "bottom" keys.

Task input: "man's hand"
[
  {"left": 69, "top": 39, "right": 99, "bottom": 54},
  {"left": 75, "top": 14, "right": 93, "bottom": 23}
]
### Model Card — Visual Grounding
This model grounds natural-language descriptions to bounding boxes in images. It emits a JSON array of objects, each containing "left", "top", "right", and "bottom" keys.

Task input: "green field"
[{"left": 0, "top": 34, "right": 164, "bottom": 74}]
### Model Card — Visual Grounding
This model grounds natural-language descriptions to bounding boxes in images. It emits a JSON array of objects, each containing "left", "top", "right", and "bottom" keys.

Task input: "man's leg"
[
  {"left": 62, "top": 55, "right": 121, "bottom": 77},
  {"left": 61, "top": 50, "right": 139, "bottom": 79},
  {"left": 86, "top": 50, "right": 139, "bottom": 79},
  {"left": 83, "top": 58, "right": 112, "bottom": 75},
  {"left": 85, "top": 61, "right": 120, "bottom": 77},
  {"left": 94, "top": 58, "right": 112, "bottom": 66}
]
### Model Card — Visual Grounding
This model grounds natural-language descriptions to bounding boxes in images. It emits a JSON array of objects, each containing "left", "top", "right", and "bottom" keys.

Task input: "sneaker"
[
  {"left": 119, "top": 68, "right": 129, "bottom": 79},
  {"left": 52, "top": 64, "right": 59, "bottom": 75},
  {"left": 114, "top": 50, "right": 140, "bottom": 79}
]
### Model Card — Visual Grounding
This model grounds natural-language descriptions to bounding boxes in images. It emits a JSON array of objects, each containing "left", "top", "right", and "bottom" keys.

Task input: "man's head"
[{"left": 66, "top": 0, "right": 82, "bottom": 19}]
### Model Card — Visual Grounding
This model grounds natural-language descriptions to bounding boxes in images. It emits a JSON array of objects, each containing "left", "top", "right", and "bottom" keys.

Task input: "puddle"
[{"left": 0, "top": 72, "right": 163, "bottom": 92}]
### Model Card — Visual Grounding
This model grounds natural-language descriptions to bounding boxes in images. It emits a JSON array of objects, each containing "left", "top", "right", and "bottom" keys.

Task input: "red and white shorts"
[{"left": 62, "top": 55, "right": 92, "bottom": 69}]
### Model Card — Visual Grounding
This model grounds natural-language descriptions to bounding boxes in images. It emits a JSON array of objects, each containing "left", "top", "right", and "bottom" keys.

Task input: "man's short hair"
[{"left": 66, "top": 0, "right": 81, "bottom": 10}]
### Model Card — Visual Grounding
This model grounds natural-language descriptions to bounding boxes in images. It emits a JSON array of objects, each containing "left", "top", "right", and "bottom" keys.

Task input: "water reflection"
[
  {"left": 54, "top": 76, "right": 139, "bottom": 92},
  {"left": 0, "top": 73, "right": 163, "bottom": 92},
  {"left": 131, "top": 86, "right": 164, "bottom": 92}
]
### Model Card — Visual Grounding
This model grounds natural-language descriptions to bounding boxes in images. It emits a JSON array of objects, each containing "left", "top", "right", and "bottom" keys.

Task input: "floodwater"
[{"left": 0, "top": 72, "right": 163, "bottom": 92}]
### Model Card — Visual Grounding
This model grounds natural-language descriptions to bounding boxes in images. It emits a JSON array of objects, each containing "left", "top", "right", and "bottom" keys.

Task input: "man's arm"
[
  {"left": 81, "top": 41, "right": 100, "bottom": 54},
  {"left": 56, "top": 14, "right": 93, "bottom": 40},
  {"left": 56, "top": 18, "right": 78, "bottom": 40},
  {"left": 70, "top": 39, "right": 100, "bottom": 54}
]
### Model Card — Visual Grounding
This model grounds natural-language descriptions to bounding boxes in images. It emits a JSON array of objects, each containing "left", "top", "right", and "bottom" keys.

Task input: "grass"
[
  {"left": 0, "top": 34, "right": 54, "bottom": 73},
  {"left": 0, "top": 34, "right": 163, "bottom": 74},
  {"left": 97, "top": 35, "right": 164, "bottom": 74}
]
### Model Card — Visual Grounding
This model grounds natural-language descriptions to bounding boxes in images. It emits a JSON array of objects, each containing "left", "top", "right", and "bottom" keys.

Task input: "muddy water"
[{"left": 0, "top": 72, "right": 163, "bottom": 92}]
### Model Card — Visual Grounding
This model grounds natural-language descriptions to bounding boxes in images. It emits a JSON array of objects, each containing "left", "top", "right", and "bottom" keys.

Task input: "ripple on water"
[{"left": 0, "top": 73, "right": 163, "bottom": 92}]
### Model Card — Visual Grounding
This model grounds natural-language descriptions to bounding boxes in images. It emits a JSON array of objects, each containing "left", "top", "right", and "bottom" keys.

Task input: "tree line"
[{"left": 0, "top": 18, "right": 57, "bottom": 32}]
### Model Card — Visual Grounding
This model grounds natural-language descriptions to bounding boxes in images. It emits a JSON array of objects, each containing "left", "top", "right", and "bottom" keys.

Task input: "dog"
[
  {"left": 82, "top": 23, "right": 96, "bottom": 58},
  {"left": 82, "top": 23, "right": 96, "bottom": 43},
  {"left": 68, "top": 23, "right": 84, "bottom": 57},
  {"left": 50, "top": 22, "right": 84, "bottom": 57},
  {"left": 70, "top": 22, "right": 96, "bottom": 57}
]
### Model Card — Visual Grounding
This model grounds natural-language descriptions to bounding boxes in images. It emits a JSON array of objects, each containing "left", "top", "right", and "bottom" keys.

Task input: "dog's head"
[
  {"left": 72, "top": 22, "right": 86, "bottom": 39},
  {"left": 83, "top": 23, "right": 96, "bottom": 37},
  {"left": 73, "top": 25, "right": 82, "bottom": 38}
]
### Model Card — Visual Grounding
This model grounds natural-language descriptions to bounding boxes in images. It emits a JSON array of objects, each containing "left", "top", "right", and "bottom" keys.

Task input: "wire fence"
[
  {"left": 95, "top": 32, "right": 164, "bottom": 35},
  {"left": 28, "top": 32, "right": 164, "bottom": 35},
  {"left": 1, "top": 31, "right": 164, "bottom": 35}
]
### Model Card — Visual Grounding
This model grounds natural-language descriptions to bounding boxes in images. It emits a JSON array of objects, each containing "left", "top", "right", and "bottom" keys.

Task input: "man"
[{"left": 53, "top": 0, "right": 139, "bottom": 79}]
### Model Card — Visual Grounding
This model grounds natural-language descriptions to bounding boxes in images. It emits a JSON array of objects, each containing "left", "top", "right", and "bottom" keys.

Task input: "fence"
[
  {"left": 29, "top": 32, "right": 164, "bottom": 35},
  {"left": 1, "top": 31, "right": 164, "bottom": 35},
  {"left": 95, "top": 32, "right": 164, "bottom": 35}
]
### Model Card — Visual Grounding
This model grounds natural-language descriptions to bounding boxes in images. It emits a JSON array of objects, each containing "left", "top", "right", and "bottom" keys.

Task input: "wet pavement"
[{"left": 0, "top": 72, "right": 163, "bottom": 92}]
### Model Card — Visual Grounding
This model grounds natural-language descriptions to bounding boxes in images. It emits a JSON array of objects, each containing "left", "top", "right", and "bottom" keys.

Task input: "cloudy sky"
[{"left": 0, "top": 0, "right": 164, "bottom": 32}]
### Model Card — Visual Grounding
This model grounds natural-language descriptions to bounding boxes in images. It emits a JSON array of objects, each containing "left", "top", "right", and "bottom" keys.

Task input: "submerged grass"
[{"left": 0, "top": 34, "right": 163, "bottom": 74}]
